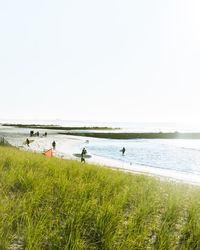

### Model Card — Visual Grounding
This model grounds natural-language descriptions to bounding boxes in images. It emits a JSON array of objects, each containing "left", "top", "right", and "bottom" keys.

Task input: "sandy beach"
[
  {"left": 1, "top": 124, "right": 200, "bottom": 186},
  {"left": 4, "top": 133, "right": 200, "bottom": 187}
]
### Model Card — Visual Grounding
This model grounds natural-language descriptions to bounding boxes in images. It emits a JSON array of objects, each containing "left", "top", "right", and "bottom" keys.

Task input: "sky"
[{"left": 0, "top": 0, "right": 200, "bottom": 123}]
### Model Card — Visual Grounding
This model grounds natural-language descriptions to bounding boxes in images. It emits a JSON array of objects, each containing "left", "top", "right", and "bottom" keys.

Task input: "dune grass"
[
  {"left": 0, "top": 137, "right": 11, "bottom": 146},
  {"left": 0, "top": 146, "right": 200, "bottom": 249}
]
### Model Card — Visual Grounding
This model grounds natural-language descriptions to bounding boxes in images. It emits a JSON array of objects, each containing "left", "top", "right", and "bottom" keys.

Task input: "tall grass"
[
  {"left": 0, "top": 146, "right": 200, "bottom": 249},
  {"left": 0, "top": 137, "right": 10, "bottom": 146}
]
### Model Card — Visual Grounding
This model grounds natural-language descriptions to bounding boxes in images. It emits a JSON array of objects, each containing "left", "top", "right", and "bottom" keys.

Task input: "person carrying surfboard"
[
  {"left": 81, "top": 148, "right": 87, "bottom": 156},
  {"left": 26, "top": 138, "right": 30, "bottom": 147},
  {"left": 81, "top": 148, "right": 87, "bottom": 163}
]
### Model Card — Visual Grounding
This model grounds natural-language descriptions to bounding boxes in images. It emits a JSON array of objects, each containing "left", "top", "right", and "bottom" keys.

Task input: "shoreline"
[
  {"left": 86, "top": 155, "right": 200, "bottom": 187},
  {"left": 1, "top": 125, "right": 200, "bottom": 187},
  {"left": 12, "top": 136, "right": 200, "bottom": 187}
]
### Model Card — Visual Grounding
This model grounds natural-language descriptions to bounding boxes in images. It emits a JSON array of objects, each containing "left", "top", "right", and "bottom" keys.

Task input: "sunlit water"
[
  {"left": 1, "top": 120, "right": 200, "bottom": 185},
  {"left": 85, "top": 139, "right": 200, "bottom": 184}
]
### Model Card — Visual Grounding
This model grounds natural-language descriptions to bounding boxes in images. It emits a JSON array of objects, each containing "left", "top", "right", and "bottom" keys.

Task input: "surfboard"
[
  {"left": 73, "top": 153, "right": 92, "bottom": 159},
  {"left": 23, "top": 140, "right": 34, "bottom": 145}
]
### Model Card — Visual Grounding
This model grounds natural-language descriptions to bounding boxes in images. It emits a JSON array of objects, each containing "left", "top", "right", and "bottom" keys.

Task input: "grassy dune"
[{"left": 0, "top": 146, "right": 200, "bottom": 249}]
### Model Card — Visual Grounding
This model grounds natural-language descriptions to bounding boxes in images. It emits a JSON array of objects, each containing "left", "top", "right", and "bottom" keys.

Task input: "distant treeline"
[
  {"left": 59, "top": 132, "right": 200, "bottom": 139},
  {"left": 2, "top": 124, "right": 117, "bottom": 131}
]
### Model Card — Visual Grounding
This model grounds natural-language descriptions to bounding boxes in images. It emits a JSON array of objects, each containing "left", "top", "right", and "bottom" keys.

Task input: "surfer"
[
  {"left": 81, "top": 148, "right": 87, "bottom": 156},
  {"left": 52, "top": 141, "right": 56, "bottom": 150},
  {"left": 121, "top": 147, "right": 125, "bottom": 156},
  {"left": 26, "top": 138, "right": 30, "bottom": 147},
  {"left": 81, "top": 155, "right": 85, "bottom": 163},
  {"left": 80, "top": 148, "right": 87, "bottom": 163}
]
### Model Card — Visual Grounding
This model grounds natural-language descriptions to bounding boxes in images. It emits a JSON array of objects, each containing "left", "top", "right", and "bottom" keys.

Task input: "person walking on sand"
[
  {"left": 81, "top": 147, "right": 87, "bottom": 156},
  {"left": 52, "top": 141, "right": 56, "bottom": 150},
  {"left": 80, "top": 148, "right": 87, "bottom": 163},
  {"left": 81, "top": 155, "right": 85, "bottom": 163}
]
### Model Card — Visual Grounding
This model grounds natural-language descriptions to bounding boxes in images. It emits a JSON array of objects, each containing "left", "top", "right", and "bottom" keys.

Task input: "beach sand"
[{"left": 3, "top": 129, "right": 200, "bottom": 186}]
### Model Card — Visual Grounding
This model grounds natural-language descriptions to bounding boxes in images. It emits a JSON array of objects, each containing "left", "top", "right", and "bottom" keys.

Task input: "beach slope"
[{"left": 0, "top": 146, "right": 200, "bottom": 249}]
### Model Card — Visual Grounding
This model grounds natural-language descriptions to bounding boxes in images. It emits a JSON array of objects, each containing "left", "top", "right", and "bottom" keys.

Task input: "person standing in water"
[
  {"left": 52, "top": 141, "right": 56, "bottom": 150},
  {"left": 121, "top": 147, "right": 125, "bottom": 156}
]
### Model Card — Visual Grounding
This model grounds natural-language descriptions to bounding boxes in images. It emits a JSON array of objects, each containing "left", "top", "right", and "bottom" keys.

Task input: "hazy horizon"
[{"left": 1, "top": 0, "right": 200, "bottom": 123}]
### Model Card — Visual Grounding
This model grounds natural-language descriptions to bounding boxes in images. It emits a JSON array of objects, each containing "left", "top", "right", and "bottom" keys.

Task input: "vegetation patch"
[
  {"left": 2, "top": 124, "right": 118, "bottom": 131},
  {"left": 0, "top": 146, "right": 200, "bottom": 249},
  {"left": 0, "top": 137, "right": 11, "bottom": 146},
  {"left": 60, "top": 132, "right": 200, "bottom": 139}
]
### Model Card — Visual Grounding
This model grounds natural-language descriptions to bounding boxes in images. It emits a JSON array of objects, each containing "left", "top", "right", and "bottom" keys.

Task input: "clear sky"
[{"left": 0, "top": 0, "right": 200, "bottom": 123}]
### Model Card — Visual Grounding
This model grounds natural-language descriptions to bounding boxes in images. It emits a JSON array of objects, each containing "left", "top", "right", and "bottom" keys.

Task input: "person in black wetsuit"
[
  {"left": 81, "top": 148, "right": 87, "bottom": 163},
  {"left": 121, "top": 147, "right": 125, "bottom": 156},
  {"left": 26, "top": 138, "right": 30, "bottom": 147},
  {"left": 52, "top": 141, "right": 56, "bottom": 150}
]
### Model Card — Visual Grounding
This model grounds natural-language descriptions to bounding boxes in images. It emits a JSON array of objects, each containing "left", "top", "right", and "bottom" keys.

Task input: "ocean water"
[
  {"left": 1, "top": 120, "right": 200, "bottom": 185},
  {"left": 85, "top": 138, "right": 200, "bottom": 184}
]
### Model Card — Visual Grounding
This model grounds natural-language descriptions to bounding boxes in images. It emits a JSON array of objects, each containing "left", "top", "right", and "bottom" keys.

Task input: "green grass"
[
  {"left": 60, "top": 132, "right": 200, "bottom": 139},
  {"left": 0, "top": 137, "right": 11, "bottom": 146},
  {"left": 0, "top": 146, "right": 200, "bottom": 249}
]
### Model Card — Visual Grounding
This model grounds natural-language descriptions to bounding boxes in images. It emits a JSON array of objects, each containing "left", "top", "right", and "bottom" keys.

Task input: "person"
[
  {"left": 52, "top": 141, "right": 56, "bottom": 150},
  {"left": 44, "top": 132, "right": 47, "bottom": 137},
  {"left": 81, "top": 155, "right": 85, "bottom": 163},
  {"left": 26, "top": 138, "right": 30, "bottom": 147},
  {"left": 121, "top": 147, "right": 125, "bottom": 156},
  {"left": 30, "top": 131, "right": 34, "bottom": 137},
  {"left": 80, "top": 148, "right": 87, "bottom": 163},
  {"left": 81, "top": 147, "right": 87, "bottom": 155}
]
